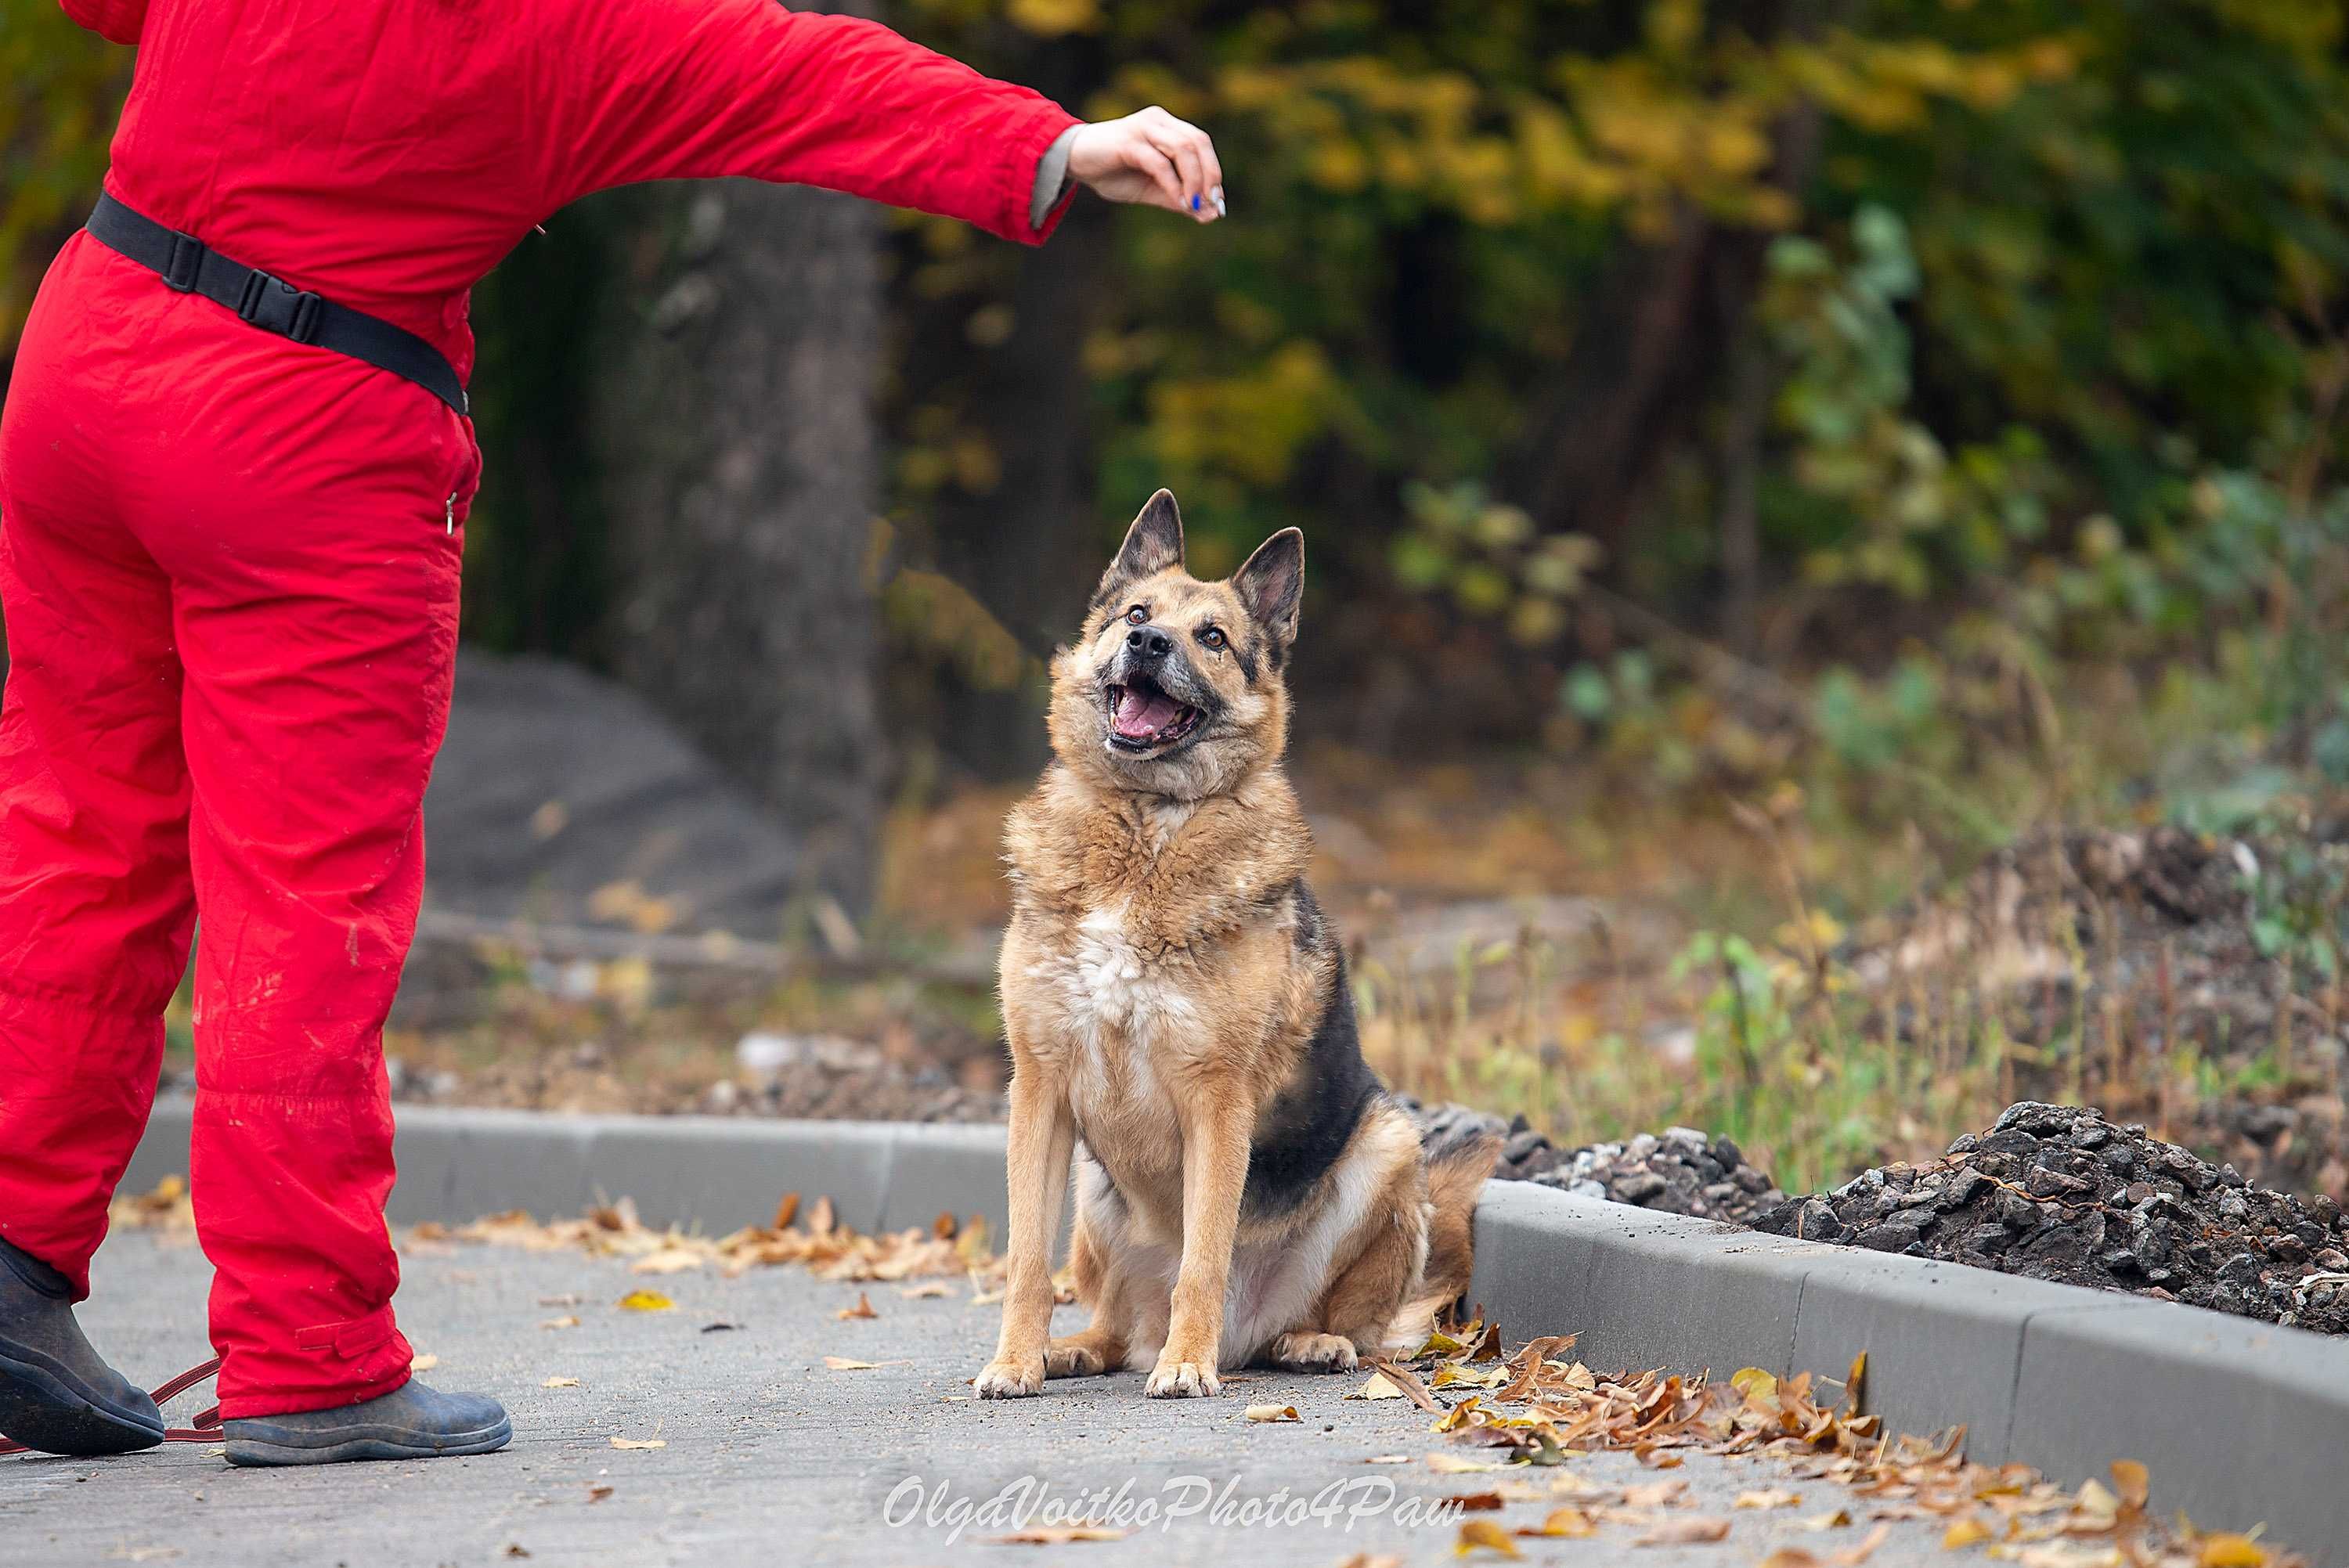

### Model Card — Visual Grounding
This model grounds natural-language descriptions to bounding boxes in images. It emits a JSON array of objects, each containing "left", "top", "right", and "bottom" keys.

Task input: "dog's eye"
[
  {"left": 1124, "top": 604, "right": 1148, "bottom": 625},
  {"left": 1198, "top": 626, "right": 1227, "bottom": 651}
]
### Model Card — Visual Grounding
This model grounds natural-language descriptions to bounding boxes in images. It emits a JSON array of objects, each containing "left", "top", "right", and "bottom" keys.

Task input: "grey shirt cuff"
[{"left": 1031, "top": 124, "right": 1081, "bottom": 232}]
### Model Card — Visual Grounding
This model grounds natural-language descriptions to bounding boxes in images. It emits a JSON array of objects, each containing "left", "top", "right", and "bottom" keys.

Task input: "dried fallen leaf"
[
  {"left": 2109, "top": 1460, "right": 2149, "bottom": 1514},
  {"left": 538, "top": 1315, "right": 580, "bottom": 1331},
  {"left": 1517, "top": 1508, "right": 1597, "bottom": 1539},
  {"left": 836, "top": 1292, "right": 878, "bottom": 1321},
  {"left": 503, "top": 1545, "right": 530, "bottom": 1559},
  {"left": 1362, "top": 1454, "right": 1413, "bottom": 1465},
  {"left": 1445, "top": 1492, "right": 1505, "bottom": 1512},
  {"left": 616, "top": 1289, "right": 674, "bottom": 1312},
  {"left": 990, "top": 1527, "right": 1128, "bottom": 1545},
  {"left": 1799, "top": 1510, "right": 1853, "bottom": 1531},
  {"left": 1735, "top": 1489, "right": 1803, "bottom": 1510},
  {"left": 1348, "top": 1371, "right": 1405, "bottom": 1401},
  {"left": 1453, "top": 1519, "right": 1521, "bottom": 1559},
  {"left": 1244, "top": 1404, "right": 1300, "bottom": 1423},
  {"left": 409, "top": 1354, "right": 438, "bottom": 1373},
  {"left": 1830, "top": 1523, "right": 1890, "bottom": 1565},
  {"left": 1427, "top": 1454, "right": 1516, "bottom": 1474},
  {"left": 1333, "top": 1555, "right": 1402, "bottom": 1568},
  {"left": 900, "top": 1281, "right": 951, "bottom": 1299},
  {"left": 824, "top": 1356, "right": 879, "bottom": 1371},
  {"left": 542, "top": 1376, "right": 581, "bottom": 1389},
  {"left": 608, "top": 1436, "right": 666, "bottom": 1451},
  {"left": 537, "top": 1294, "right": 583, "bottom": 1308},
  {"left": 1634, "top": 1516, "right": 1730, "bottom": 1546},
  {"left": 586, "top": 1485, "right": 613, "bottom": 1503},
  {"left": 1760, "top": 1554, "right": 1823, "bottom": 1568},
  {"left": 1945, "top": 1517, "right": 1994, "bottom": 1548},
  {"left": 629, "top": 1249, "right": 705, "bottom": 1276},
  {"left": 2196, "top": 1537, "right": 2269, "bottom": 1568}
]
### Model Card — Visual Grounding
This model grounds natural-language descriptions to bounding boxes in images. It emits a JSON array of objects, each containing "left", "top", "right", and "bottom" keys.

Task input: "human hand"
[{"left": 1066, "top": 107, "right": 1224, "bottom": 222}]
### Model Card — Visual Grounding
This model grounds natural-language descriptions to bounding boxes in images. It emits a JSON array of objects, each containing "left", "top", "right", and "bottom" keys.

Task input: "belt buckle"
[
  {"left": 161, "top": 232, "right": 203, "bottom": 293},
  {"left": 236, "top": 269, "right": 324, "bottom": 346}
]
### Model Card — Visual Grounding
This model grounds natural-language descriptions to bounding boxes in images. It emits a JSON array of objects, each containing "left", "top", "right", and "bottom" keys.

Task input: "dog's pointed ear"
[
  {"left": 1095, "top": 489, "right": 1185, "bottom": 604},
  {"left": 1232, "top": 528, "right": 1305, "bottom": 661}
]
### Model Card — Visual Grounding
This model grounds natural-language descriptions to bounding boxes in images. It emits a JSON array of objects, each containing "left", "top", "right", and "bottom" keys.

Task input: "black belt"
[{"left": 85, "top": 193, "right": 468, "bottom": 415}]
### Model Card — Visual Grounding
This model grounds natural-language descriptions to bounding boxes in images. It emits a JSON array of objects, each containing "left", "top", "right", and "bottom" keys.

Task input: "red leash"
[{"left": 0, "top": 1357, "right": 222, "bottom": 1454}]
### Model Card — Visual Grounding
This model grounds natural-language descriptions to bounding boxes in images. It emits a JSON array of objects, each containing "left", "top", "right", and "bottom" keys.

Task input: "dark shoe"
[
  {"left": 222, "top": 1380, "right": 511, "bottom": 1466},
  {"left": 0, "top": 1237, "right": 164, "bottom": 1456}
]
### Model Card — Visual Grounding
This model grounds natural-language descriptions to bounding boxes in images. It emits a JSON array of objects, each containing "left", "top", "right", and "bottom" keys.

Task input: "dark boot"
[
  {"left": 222, "top": 1379, "right": 511, "bottom": 1466},
  {"left": 0, "top": 1237, "right": 164, "bottom": 1455}
]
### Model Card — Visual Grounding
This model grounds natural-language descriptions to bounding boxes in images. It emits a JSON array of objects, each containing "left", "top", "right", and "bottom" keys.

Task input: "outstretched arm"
[
  {"left": 58, "top": 0, "right": 146, "bottom": 45},
  {"left": 558, "top": 0, "right": 1063, "bottom": 241},
  {"left": 558, "top": 0, "right": 1221, "bottom": 243}
]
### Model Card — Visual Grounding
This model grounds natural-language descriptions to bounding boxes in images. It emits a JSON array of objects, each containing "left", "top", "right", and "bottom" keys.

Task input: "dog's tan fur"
[{"left": 974, "top": 491, "right": 1496, "bottom": 1400}]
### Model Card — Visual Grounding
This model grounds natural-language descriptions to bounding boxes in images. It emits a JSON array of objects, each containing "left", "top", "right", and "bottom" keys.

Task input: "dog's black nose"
[{"left": 1126, "top": 625, "right": 1174, "bottom": 658}]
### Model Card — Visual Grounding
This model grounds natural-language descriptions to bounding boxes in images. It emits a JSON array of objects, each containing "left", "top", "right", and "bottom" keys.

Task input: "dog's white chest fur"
[{"left": 1041, "top": 900, "right": 1198, "bottom": 1043}]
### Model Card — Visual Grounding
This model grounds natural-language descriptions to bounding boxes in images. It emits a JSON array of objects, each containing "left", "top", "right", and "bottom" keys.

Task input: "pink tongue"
[{"left": 1114, "top": 687, "right": 1183, "bottom": 739}]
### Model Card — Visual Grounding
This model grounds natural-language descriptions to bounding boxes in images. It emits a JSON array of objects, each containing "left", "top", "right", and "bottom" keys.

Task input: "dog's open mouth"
[{"left": 1105, "top": 678, "right": 1203, "bottom": 752}]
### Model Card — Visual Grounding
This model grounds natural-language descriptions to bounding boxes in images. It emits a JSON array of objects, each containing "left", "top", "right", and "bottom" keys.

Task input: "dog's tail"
[{"left": 1386, "top": 1125, "right": 1502, "bottom": 1350}]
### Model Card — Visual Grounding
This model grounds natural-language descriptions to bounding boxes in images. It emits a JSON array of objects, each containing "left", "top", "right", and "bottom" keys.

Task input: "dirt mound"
[
  {"left": 1751, "top": 1101, "right": 2349, "bottom": 1333},
  {"left": 1398, "top": 1099, "right": 1787, "bottom": 1223},
  {"left": 1503, "top": 1124, "right": 1786, "bottom": 1223}
]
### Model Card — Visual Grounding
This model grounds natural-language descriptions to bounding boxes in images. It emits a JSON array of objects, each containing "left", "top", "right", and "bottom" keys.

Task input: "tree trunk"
[{"left": 595, "top": 178, "right": 883, "bottom": 924}]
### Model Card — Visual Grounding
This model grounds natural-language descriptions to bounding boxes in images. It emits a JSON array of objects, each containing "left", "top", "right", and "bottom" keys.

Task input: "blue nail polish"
[{"left": 1190, "top": 195, "right": 1200, "bottom": 212}]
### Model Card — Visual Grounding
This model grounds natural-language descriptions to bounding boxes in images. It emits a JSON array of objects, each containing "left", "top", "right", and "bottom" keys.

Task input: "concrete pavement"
[{"left": 7, "top": 1230, "right": 1978, "bottom": 1568}]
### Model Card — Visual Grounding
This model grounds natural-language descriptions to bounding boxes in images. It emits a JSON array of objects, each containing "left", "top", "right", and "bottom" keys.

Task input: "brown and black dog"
[{"left": 973, "top": 490, "right": 1498, "bottom": 1400}]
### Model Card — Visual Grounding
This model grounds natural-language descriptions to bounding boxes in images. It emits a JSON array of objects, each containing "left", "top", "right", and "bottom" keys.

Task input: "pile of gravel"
[
  {"left": 1750, "top": 1101, "right": 2349, "bottom": 1333},
  {"left": 1506, "top": 1123, "right": 1786, "bottom": 1223},
  {"left": 1395, "top": 1098, "right": 1787, "bottom": 1224}
]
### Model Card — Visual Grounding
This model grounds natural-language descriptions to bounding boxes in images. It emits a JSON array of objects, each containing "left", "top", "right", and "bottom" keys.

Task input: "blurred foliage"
[
  {"left": 1, "top": 0, "right": 128, "bottom": 348},
  {"left": 884, "top": 0, "right": 2349, "bottom": 773}
]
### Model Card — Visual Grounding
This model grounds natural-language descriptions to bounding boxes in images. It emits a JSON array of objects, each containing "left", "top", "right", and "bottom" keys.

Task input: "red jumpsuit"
[{"left": 0, "top": 0, "right": 1075, "bottom": 1418}]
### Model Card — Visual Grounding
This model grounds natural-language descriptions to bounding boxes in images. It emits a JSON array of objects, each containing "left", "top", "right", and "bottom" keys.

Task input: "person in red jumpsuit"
[{"left": 0, "top": 0, "right": 1221, "bottom": 1465}]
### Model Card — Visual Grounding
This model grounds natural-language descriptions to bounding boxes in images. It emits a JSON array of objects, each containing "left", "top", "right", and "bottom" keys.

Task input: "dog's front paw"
[
  {"left": 1144, "top": 1358, "right": 1220, "bottom": 1399},
  {"left": 972, "top": 1353, "right": 1045, "bottom": 1399},
  {"left": 1269, "top": 1331, "right": 1359, "bottom": 1372}
]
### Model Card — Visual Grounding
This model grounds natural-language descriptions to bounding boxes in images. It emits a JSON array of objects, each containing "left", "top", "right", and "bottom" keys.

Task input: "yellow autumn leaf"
[
  {"left": 2109, "top": 1460, "right": 2149, "bottom": 1512},
  {"left": 542, "top": 1376, "right": 581, "bottom": 1389},
  {"left": 1943, "top": 1517, "right": 1992, "bottom": 1548},
  {"left": 1521, "top": 1507, "right": 1596, "bottom": 1538},
  {"left": 1348, "top": 1370, "right": 1405, "bottom": 1400},
  {"left": 2197, "top": 1537, "right": 2268, "bottom": 1568},
  {"left": 616, "top": 1289, "right": 674, "bottom": 1312},
  {"left": 1730, "top": 1366, "right": 1778, "bottom": 1404},
  {"left": 1453, "top": 1519, "right": 1521, "bottom": 1559},
  {"left": 1243, "top": 1404, "right": 1300, "bottom": 1422}
]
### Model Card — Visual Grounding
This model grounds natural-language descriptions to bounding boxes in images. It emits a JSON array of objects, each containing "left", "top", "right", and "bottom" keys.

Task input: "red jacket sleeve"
[
  {"left": 554, "top": 0, "right": 1082, "bottom": 245},
  {"left": 59, "top": 0, "right": 146, "bottom": 44}
]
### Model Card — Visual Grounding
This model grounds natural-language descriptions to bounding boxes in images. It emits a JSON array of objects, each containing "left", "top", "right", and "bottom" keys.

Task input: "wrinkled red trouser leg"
[{"left": 0, "top": 237, "right": 474, "bottom": 1416}]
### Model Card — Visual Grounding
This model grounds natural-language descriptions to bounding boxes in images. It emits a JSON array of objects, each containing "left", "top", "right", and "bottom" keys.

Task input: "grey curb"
[
  {"left": 124, "top": 1101, "right": 2349, "bottom": 1560},
  {"left": 1471, "top": 1178, "right": 2349, "bottom": 1561}
]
